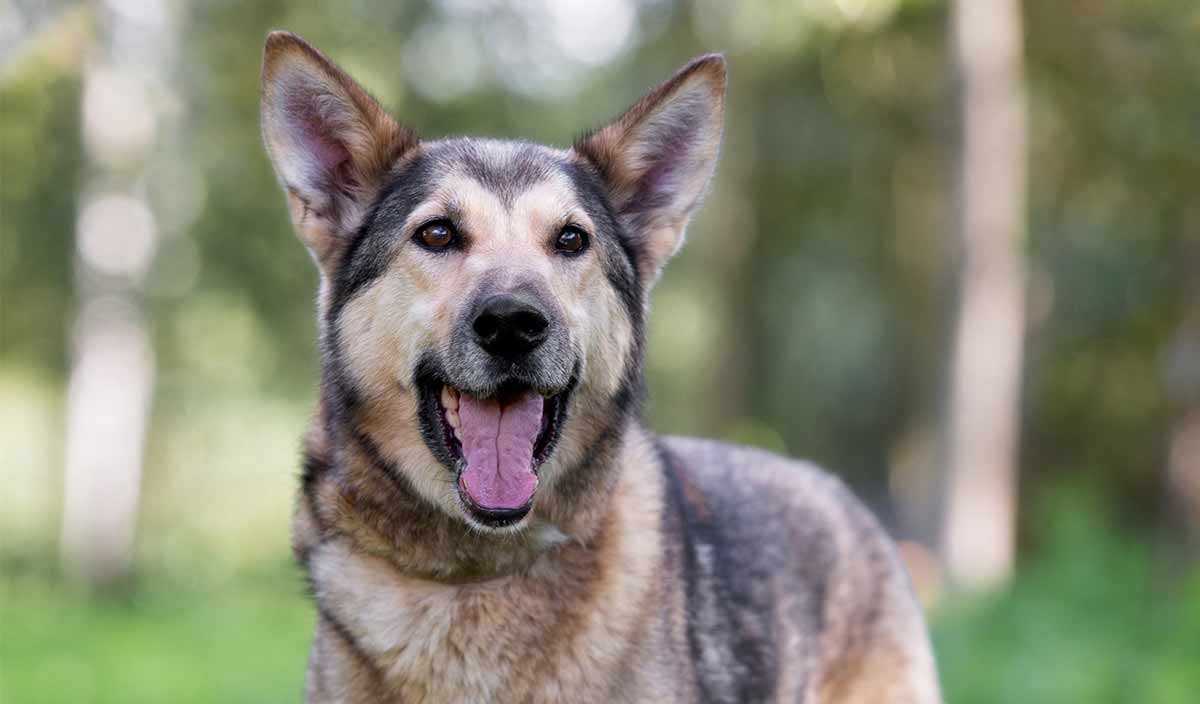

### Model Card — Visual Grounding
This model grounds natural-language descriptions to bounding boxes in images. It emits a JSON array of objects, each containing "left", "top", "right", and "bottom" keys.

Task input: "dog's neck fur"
[
  {"left": 297, "top": 389, "right": 646, "bottom": 585},
  {"left": 297, "top": 392, "right": 675, "bottom": 700}
]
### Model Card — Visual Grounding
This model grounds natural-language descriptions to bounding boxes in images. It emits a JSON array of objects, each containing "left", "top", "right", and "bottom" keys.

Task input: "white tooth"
[
  {"left": 453, "top": 427, "right": 462, "bottom": 443},
  {"left": 446, "top": 409, "right": 460, "bottom": 429},
  {"left": 441, "top": 386, "right": 458, "bottom": 410}
]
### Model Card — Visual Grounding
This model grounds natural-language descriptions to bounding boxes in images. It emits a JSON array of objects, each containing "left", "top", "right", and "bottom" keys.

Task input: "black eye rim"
[
  {"left": 413, "top": 218, "right": 460, "bottom": 252},
  {"left": 555, "top": 225, "right": 590, "bottom": 257}
]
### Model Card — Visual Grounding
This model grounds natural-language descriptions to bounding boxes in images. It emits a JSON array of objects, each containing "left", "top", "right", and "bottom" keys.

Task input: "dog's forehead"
[{"left": 423, "top": 138, "right": 575, "bottom": 209}]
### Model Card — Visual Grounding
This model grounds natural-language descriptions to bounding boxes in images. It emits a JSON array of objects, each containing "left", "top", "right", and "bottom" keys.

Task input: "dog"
[{"left": 259, "top": 30, "right": 941, "bottom": 704}]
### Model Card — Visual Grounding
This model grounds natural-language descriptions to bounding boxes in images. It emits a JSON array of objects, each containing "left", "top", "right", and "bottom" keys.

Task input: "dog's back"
[{"left": 660, "top": 436, "right": 941, "bottom": 703}]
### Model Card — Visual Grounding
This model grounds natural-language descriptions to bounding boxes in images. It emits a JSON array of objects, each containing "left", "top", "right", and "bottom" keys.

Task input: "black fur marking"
[
  {"left": 345, "top": 422, "right": 428, "bottom": 504},
  {"left": 315, "top": 603, "right": 386, "bottom": 684},
  {"left": 314, "top": 325, "right": 428, "bottom": 509},
  {"left": 327, "top": 151, "right": 437, "bottom": 323},
  {"left": 562, "top": 158, "right": 644, "bottom": 322},
  {"left": 656, "top": 441, "right": 782, "bottom": 704},
  {"left": 295, "top": 542, "right": 315, "bottom": 571},
  {"left": 551, "top": 353, "right": 644, "bottom": 510},
  {"left": 443, "top": 139, "right": 557, "bottom": 208},
  {"left": 656, "top": 440, "right": 712, "bottom": 703},
  {"left": 552, "top": 410, "right": 624, "bottom": 508},
  {"left": 300, "top": 447, "right": 327, "bottom": 512},
  {"left": 317, "top": 332, "right": 362, "bottom": 445}
]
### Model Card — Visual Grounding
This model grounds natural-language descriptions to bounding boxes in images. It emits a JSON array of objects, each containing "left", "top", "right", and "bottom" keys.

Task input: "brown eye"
[
  {"left": 555, "top": 226, "right": 588, "bottom": 255},
  {"left": 416, "top": 220, "right": 456, "bottom": 250}
]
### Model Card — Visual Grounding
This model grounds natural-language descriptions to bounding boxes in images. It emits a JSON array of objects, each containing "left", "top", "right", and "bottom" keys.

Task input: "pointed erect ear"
[
  {"left": 260, "top": 31, "right": 416, "bottom": 267},
  {"left": 574, "top": 54, "right": 726, "bottom": 284}
]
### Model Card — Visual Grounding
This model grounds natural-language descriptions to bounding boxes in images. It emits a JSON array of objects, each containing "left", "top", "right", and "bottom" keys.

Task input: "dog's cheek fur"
[
  {"left": 333, "top": 256, "right": 463, "bottom": 514},
  {"left": 536, "top": 268, "right": 636, "bottom": 496}
]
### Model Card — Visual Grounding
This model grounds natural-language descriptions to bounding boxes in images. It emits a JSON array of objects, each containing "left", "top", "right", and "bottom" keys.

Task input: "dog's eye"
[
  {"left": 415, "top": 220, "right": 457, "bottom": 251},
  {"left": 554, "top": 226, "right": 589, "bottom": 256}
]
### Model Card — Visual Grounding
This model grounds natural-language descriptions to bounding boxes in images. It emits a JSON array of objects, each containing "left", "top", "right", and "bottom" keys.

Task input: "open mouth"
[{"left": 420, "top": 378, "right": 571, "bottom": 528}]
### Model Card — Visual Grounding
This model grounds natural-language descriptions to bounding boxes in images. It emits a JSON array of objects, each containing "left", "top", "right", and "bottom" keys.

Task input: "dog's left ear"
[
  {"left": 574, "top": 54, "right": 726, "bottom": 284},
  {"left": 260, "top": 31, "right": 417, "bottom": 269}
]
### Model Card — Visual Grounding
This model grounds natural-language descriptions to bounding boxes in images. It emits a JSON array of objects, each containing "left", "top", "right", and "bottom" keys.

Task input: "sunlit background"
[{"left": 3, "top": 0, "right": 1200, "bottom": 702}]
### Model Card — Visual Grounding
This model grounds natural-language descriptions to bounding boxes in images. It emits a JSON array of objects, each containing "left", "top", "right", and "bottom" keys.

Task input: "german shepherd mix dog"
[{"left": 260, "top": 31, "right": 940, "bottom": 704}]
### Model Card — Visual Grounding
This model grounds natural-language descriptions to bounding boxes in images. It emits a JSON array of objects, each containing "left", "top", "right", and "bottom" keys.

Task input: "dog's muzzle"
[{"left": 415, "top": 286, "right": 576, "bottom": 529}]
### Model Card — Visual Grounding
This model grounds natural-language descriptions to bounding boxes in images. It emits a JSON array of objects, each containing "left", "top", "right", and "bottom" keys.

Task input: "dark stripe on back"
[
  {"left": 656, "top": 440, "right": 782, "bottom": 704},
  {"left": 656, "top": 440, "right": 714, "bottom": 703}
]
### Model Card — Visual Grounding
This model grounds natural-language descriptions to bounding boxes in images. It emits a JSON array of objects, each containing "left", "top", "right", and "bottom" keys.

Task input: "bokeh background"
[{"left": 3, "top": 0, "right": 1200, "bottom": 701}]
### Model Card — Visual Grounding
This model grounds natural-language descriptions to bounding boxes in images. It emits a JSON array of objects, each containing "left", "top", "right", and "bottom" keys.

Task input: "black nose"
[{"left": 472, "top": 294, "right": 550, "bottom": 360}]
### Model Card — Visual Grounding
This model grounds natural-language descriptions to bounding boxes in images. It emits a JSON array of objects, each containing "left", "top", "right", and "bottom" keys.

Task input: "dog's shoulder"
[
  {"left": 656, "top": 435, "right": 941, "bottom": 703},
  {"left": 657, "top": 434, "right": 867, "bottom": 543},
  {"left": 656, "top": 434, "right": 879, "bottom": 608}
]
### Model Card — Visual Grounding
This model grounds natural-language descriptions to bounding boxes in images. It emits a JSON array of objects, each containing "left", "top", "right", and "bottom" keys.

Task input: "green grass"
[
  {"left": 1, "top": 564, "right": 314, "bottom": 704},
  {"left": 932, "top": 492, "right": 1200, "bottom": 704}
]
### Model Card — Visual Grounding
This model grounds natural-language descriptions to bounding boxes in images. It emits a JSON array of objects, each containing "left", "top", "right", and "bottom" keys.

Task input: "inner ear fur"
[
  {"left": 574, "top": 54, "right": 726, "bottom": 283},
  {"left": 260, "top": 31, "right": 417, "bottom": 267}
]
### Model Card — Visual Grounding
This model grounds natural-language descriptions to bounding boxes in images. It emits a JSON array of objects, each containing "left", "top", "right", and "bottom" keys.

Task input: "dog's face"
[{"left": 261, "top": 32, "right": 724, "bottom": 531}]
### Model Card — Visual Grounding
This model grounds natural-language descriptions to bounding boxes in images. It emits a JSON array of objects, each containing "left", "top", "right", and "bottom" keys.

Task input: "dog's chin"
[{"left": 416, "top": 370, "right": 575, "bottom": 531}]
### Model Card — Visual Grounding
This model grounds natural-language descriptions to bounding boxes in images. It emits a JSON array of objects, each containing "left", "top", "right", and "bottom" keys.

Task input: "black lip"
[
  {"left": 414, "top": 363, "right": 577, "bottom": 527},
  {"left": 456, "top": 484, "right": 534, "bottom": 528}
]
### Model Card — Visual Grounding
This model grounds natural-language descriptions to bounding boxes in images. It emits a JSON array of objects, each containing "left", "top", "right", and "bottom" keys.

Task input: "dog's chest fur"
[{"left": 304, "top": 438, "right": 687, "bottom": 703}]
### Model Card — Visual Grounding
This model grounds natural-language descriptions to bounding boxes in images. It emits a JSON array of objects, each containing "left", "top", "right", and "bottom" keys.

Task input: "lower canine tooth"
[{"left": 446, "top": 409, "right": 460, "bottom": 429}]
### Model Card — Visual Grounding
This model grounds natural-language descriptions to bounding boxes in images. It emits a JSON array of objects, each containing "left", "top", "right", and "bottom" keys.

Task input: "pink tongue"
[{"left": 457, "top": 390, "right": 543, "bottom": 510}]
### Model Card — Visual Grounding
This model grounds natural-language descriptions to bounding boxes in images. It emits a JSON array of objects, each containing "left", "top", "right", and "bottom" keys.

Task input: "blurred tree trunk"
[
  {"left": 939, "top": 0, "right": 1029, "bottom": 589},
  {"left": 59, "top": 2, "right": 173, "bottom": 588},
  {"left": 1164, "top": 217, "right": 1200, "bottom": 555}
]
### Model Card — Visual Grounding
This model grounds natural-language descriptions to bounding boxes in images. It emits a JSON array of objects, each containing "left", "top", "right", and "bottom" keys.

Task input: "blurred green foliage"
[
  {"left": 934, "top": 486, "right": 1200, "bottom": 703},
  {"left": 2, "top": 0, "right": 1199, "bottom": 700}
]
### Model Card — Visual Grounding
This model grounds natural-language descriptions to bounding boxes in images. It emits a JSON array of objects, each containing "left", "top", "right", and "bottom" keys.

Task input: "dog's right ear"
[
  {"left": 574, "top": 55, "right": 725, "bottom": 286},
  {"left": 260, "top": 31, "right": 416, "bottom": 269}
]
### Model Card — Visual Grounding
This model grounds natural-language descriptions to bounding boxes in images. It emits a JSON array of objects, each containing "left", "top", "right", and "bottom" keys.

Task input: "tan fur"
[{"left": 303, "top": 426, "right": 676, "bottom": 703}]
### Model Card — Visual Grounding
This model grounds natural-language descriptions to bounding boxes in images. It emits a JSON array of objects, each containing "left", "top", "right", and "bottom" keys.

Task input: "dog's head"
[{"left": 260, "top": 32, "right": 724, "bottom": 531}]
